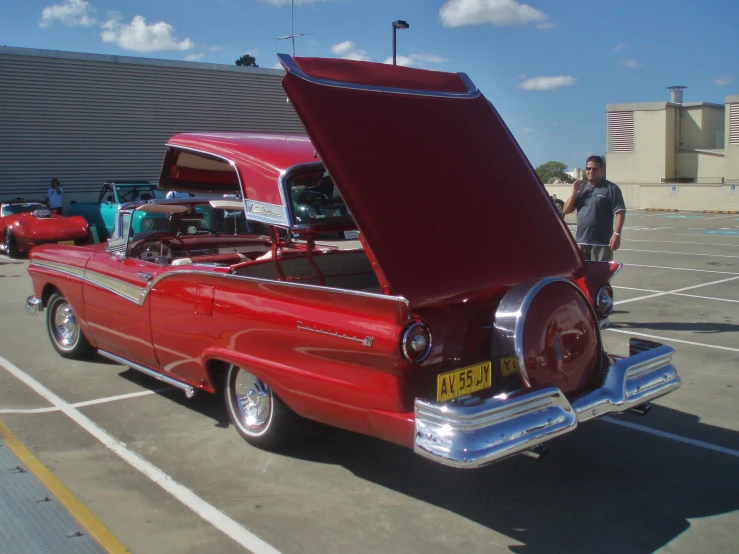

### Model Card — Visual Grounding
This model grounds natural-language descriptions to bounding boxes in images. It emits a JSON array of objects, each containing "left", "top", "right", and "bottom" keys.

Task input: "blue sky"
[{"left": 2, "top": 0, "right": 737, "bottom": 171}]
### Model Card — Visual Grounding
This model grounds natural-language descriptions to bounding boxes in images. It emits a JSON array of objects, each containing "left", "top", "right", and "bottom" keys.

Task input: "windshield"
[
  {"left": 1, "top": 203, "right": 46, "bottom": 216},
  {"left": 117, "top": 187, "right": 166, "bottom": 204},
  {"left": 287, "top": 169, "right": 354, "bottom": 230}
]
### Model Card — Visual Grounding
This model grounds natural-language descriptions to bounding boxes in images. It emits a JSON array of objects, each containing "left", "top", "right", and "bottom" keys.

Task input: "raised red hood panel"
[{"left": 281, "top": 56, "right": 583, "bottom": 308}]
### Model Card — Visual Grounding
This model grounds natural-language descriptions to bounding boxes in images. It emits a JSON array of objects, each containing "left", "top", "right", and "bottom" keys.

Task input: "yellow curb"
[
  {"left": 645, "top": 208, "right": 679, "bottom": 212},
  {"left": 0, "top": 418, "right": 129, "bottom": 554},
  {"left": 702, "top": 210, "right": 739, "bottom": 214}
]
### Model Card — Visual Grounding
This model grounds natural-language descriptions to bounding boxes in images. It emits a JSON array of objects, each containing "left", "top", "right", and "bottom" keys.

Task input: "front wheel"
[
  {"left": 46, "top": 293, "right": 94, "bottom": 359},
  {"left": 5, "top": 230, "right": 19, "bottom": 258},
  {"left": 224, "top": 364, "right": 295, "bottom": 450}
]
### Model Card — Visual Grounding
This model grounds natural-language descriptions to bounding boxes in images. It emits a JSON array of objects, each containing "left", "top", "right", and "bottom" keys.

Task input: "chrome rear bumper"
[
  {"left": 25, "top": 296, "right": 43, "bottom": 316},
  {"left": 414, "top": 343, "right": 679, "bottom": 468}
]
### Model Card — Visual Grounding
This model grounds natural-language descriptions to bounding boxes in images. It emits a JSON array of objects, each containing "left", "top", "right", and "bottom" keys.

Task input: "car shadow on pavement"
[
  {"left": 611, "top": 321, "right": 739, "bottom": 334},
  {"left": 275, "top": 405, "right": 739, "bottom": 554},
  {"left": 112, "top": 368, "right": 739, "bottom": 553},
  {"left": 117, "top": 368, "right": 230, "bottom": 425}
]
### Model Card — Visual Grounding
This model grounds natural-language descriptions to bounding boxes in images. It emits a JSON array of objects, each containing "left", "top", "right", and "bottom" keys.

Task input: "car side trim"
[{"left": 29, "top": 260, "right": 410, "bottom": 313}]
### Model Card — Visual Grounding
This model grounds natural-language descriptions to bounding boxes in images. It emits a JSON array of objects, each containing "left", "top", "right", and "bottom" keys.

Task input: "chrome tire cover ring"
[
  {"left": 52, "top": 301, "right": 80, "bottom": 350},
  {"left": 232, "top": 367, "right": 273, "bottom": 436}
]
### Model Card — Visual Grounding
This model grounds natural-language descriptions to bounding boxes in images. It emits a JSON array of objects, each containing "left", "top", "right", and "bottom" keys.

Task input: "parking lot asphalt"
[{"left": 1, "top": 211, "right": 738, "bottom": 554}]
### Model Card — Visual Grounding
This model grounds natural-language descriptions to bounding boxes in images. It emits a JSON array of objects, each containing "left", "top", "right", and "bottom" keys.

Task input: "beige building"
[{"left": 547, "top": 91, "right": 739, "bottom": 210}]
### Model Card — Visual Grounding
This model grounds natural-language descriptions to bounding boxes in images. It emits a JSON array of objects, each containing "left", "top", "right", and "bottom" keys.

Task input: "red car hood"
[
  {"left": 17, "top": 213, "right": 88, "bottom": 239},
  {"left": 279, "top": 55, "right": 583, "bottom": 308}
]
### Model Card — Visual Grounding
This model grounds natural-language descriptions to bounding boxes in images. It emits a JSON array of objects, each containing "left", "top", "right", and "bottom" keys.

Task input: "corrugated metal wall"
[{"left": 0, "top": 46, "right": 305, "bottom": 202}]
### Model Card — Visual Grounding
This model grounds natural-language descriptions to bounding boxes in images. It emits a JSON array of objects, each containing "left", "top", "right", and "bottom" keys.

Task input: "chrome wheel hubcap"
[
  {"left": 54, "top": 303, "right": 79, "bottom": 347},
  {"left": 233, "top": 369, "right": 271, "bottom": 432}
]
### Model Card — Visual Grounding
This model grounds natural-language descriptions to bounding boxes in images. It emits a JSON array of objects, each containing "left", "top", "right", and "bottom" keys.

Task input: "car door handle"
[{"left": 136, "top": 272, "right": 153, "bottom": 282}]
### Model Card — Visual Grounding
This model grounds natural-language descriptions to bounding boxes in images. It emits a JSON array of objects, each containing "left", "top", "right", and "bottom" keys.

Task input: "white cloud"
[
  {"left": 39, "top": 0, "right": 97, "bottom": 28},
  {"left": 611, "top": 42, "right": 628, "bottom": 52},
  {"left": 185, "top": 53, "right": 204, "bottom": 61},
  {"left": 207, "top": 45, "right": 223, "bottom": 52},
  {"left": 440, "top": 0, "right": 548, "bottom": 28},
  {"left": 519, "top": 75, "right": 577, "bottom": 91},
  {"left": 101, "top": 15, "right": 193, "bottom": 52},
  {"left": 621, "top": 59, "right": 643, "bottom": 68},
  {"left": 715, "top": 75, "right": 733, "bottom": 86},
  {"left": 536, "top": 22, "right": 555, "bottom": 30},
  {"left": 523, "top": 127, "right": 536, "bottom": 132},
  {"left": 549, "top": 121, "right": 560, "bottom": 127},
  {"left": 382, "top": 53, "right": 449, "bottom": 67},
  {"left": 331, "top": 41, "right": 370, "bottom": 61}
]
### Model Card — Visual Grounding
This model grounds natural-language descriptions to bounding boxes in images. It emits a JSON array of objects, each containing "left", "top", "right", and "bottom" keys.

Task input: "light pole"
[{"left": 392, "top": 20, "right": 409, "bottom": 65}]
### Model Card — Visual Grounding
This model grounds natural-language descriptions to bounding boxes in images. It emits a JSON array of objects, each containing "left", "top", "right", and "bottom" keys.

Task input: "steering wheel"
[{"left": 161, "top": 235, "right": 191, "bottom": 257}]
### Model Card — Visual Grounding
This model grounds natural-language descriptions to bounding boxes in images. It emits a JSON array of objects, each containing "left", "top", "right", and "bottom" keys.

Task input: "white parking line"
[
  {"left": 615, "top": 275, "right": 739, "bottom": 305},
  {"left": 613, "top": 286, "right": 739, "bottom": 305},
  {"left": 0, "top": 355, "right": 283, "bottom": 554},
  {"left": 625, "top": 264, "right": 739, "bottom": 275},
  {"left": 0, "top": 388, "right": 173, "bottom": 414},
  {"left": 625, "top": 239, "right": 739, "bottom": 248},
  {"left": 619, "top": 248, "right": 739, "bottom": 259},
  {"left": 705, "top": 215, "right": 737, "bottom": 220},
  {"left": 602, "top": 417, "right": 739, "bottom": 457},
  {"left": 605, "top": 328, "right": 739, "bottom": 353},
  {"left": 677, "top": 233, "right": 739, "bottom": 238}
]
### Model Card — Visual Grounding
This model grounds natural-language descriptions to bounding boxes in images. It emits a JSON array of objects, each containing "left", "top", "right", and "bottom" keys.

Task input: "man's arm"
[
  {"left": 563, "top": 179, "right": 585, "bottom": 214},
  {"left": 609, "top": 210, "right": 625, "bottom": 250}
]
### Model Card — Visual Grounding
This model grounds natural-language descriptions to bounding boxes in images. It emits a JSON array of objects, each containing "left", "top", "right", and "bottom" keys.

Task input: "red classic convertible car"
[
  {"left": 1, "top": 199, "right": 89, "bottom": 258},
  {"left": 25, "top": 55, "right": 680, "bottom": 468}
]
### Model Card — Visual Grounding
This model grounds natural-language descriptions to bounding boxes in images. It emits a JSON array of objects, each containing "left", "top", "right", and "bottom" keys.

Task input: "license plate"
[
  {"left": 58, "top": 240, "right": 75, "bottom": 245},
  {"left": 343, "top": 230, "right": 359, "bottom": 240},
  {"left": 437, "top": 361, "right": 492, "bottom": 402},
  {"left": 500, "top": 356, "right": 519, "bottom": 377}
]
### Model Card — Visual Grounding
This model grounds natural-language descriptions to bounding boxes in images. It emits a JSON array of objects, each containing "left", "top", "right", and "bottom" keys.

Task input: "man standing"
[
  {"left": 46, "top": 178, "right": 64, "bottom": 215},
  {"left": 563, "top": 156, "right": 625, "bottom": 261}
]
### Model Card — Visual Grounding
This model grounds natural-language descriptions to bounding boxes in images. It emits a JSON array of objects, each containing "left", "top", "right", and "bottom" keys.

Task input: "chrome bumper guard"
[
  {"left": 414, "top": 343, "right": 680, "bottom": 468},
  {"left": 25, "top": 296, "right": 43, "bottom": 316}
]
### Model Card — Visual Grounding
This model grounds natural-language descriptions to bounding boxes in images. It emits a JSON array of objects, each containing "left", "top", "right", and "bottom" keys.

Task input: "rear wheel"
[
  {"left": 224, "top": 364, "right": 295, "bottom": 450},
  {"left": 5, "top": 229, "right": 18, "bottom": 258},
  {"left": 46, "top": 292, "right": 94, "bottom": 359}
]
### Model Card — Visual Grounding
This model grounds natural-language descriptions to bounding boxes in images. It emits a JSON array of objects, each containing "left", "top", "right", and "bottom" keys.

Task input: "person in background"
[
  {"left": 563, "top": 156, "right": 625, "bottom": 261},
  {"left": 46, "top": 178, "right": 64, "bottom": 215}
]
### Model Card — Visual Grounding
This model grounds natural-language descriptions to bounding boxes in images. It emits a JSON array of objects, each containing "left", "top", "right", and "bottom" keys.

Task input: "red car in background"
[{"left": 1, "top": 199, "right": 89, "bottom": 258}]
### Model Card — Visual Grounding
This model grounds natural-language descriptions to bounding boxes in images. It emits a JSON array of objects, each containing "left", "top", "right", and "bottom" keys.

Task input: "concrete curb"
[
  {"left": 702, "top": 210, "right": 739, "bottom": 214},
  {"left": 645, "top": 208, "right": 679, "bottom": 212}
]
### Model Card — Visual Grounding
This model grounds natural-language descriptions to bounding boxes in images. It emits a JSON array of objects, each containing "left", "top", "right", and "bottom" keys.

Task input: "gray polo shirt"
[{"left": 574, "top": 179, "right": 626, "bottom": 245}]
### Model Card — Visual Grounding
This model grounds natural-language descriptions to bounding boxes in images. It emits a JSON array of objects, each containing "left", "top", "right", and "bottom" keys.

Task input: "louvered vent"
[
  {"left": 0, "top": 48, "right": 305, "bottom": 199},
  {"left": 730, "top": 104, "right": 739, "bottom": 145},
  {"left": 607, "top": 111, "right": 635, "bottom": 152}
]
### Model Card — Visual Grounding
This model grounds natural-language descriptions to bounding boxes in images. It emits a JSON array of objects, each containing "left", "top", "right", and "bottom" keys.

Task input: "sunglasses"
[{"left": 585, "top": 167, "right": 601, "bottom": 172}]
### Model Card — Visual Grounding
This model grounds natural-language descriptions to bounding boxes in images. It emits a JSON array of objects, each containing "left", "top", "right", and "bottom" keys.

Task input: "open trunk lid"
[{"left": 280, "top": 55, "right": 583, "bottom": 308}]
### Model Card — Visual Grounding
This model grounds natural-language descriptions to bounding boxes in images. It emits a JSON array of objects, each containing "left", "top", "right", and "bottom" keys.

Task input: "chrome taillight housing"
[
  {"left": 595, "top": 285, "right": 614, "bottom": 318},
  {"left": 401, "top": 321, "right": 432, "bottom": 363}
]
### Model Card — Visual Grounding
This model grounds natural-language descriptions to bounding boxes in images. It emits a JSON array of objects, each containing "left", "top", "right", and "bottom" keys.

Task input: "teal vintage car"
[{"left": 67, "top": 181, "right": 170, "bottom": 241}]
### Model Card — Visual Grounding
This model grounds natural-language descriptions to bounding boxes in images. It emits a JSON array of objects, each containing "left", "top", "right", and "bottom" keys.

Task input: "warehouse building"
[{"left": 0, "top": 46, "right": 305, "bottom": 207}]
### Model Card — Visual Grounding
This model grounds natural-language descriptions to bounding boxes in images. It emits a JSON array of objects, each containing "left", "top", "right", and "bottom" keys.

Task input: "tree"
[
  {"left": 535, "top": 161, "right": 576, "bottom": 184},
  {"left": 235, "top": 54, "right": 259, "bottom": 67}
]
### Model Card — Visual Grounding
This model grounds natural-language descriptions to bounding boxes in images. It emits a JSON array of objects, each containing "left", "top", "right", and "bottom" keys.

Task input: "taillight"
[
  {"left": 595, "top": 285, "right": 614, "bottom": 318},
  {"left": 401, "top": 321, "right": 432, "bottom": 363}
]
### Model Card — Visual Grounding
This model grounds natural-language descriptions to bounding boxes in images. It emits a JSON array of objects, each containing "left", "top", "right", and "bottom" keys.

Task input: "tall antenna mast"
[{"left": 277, "top": 0, "right": 313, "bottom": 56}]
